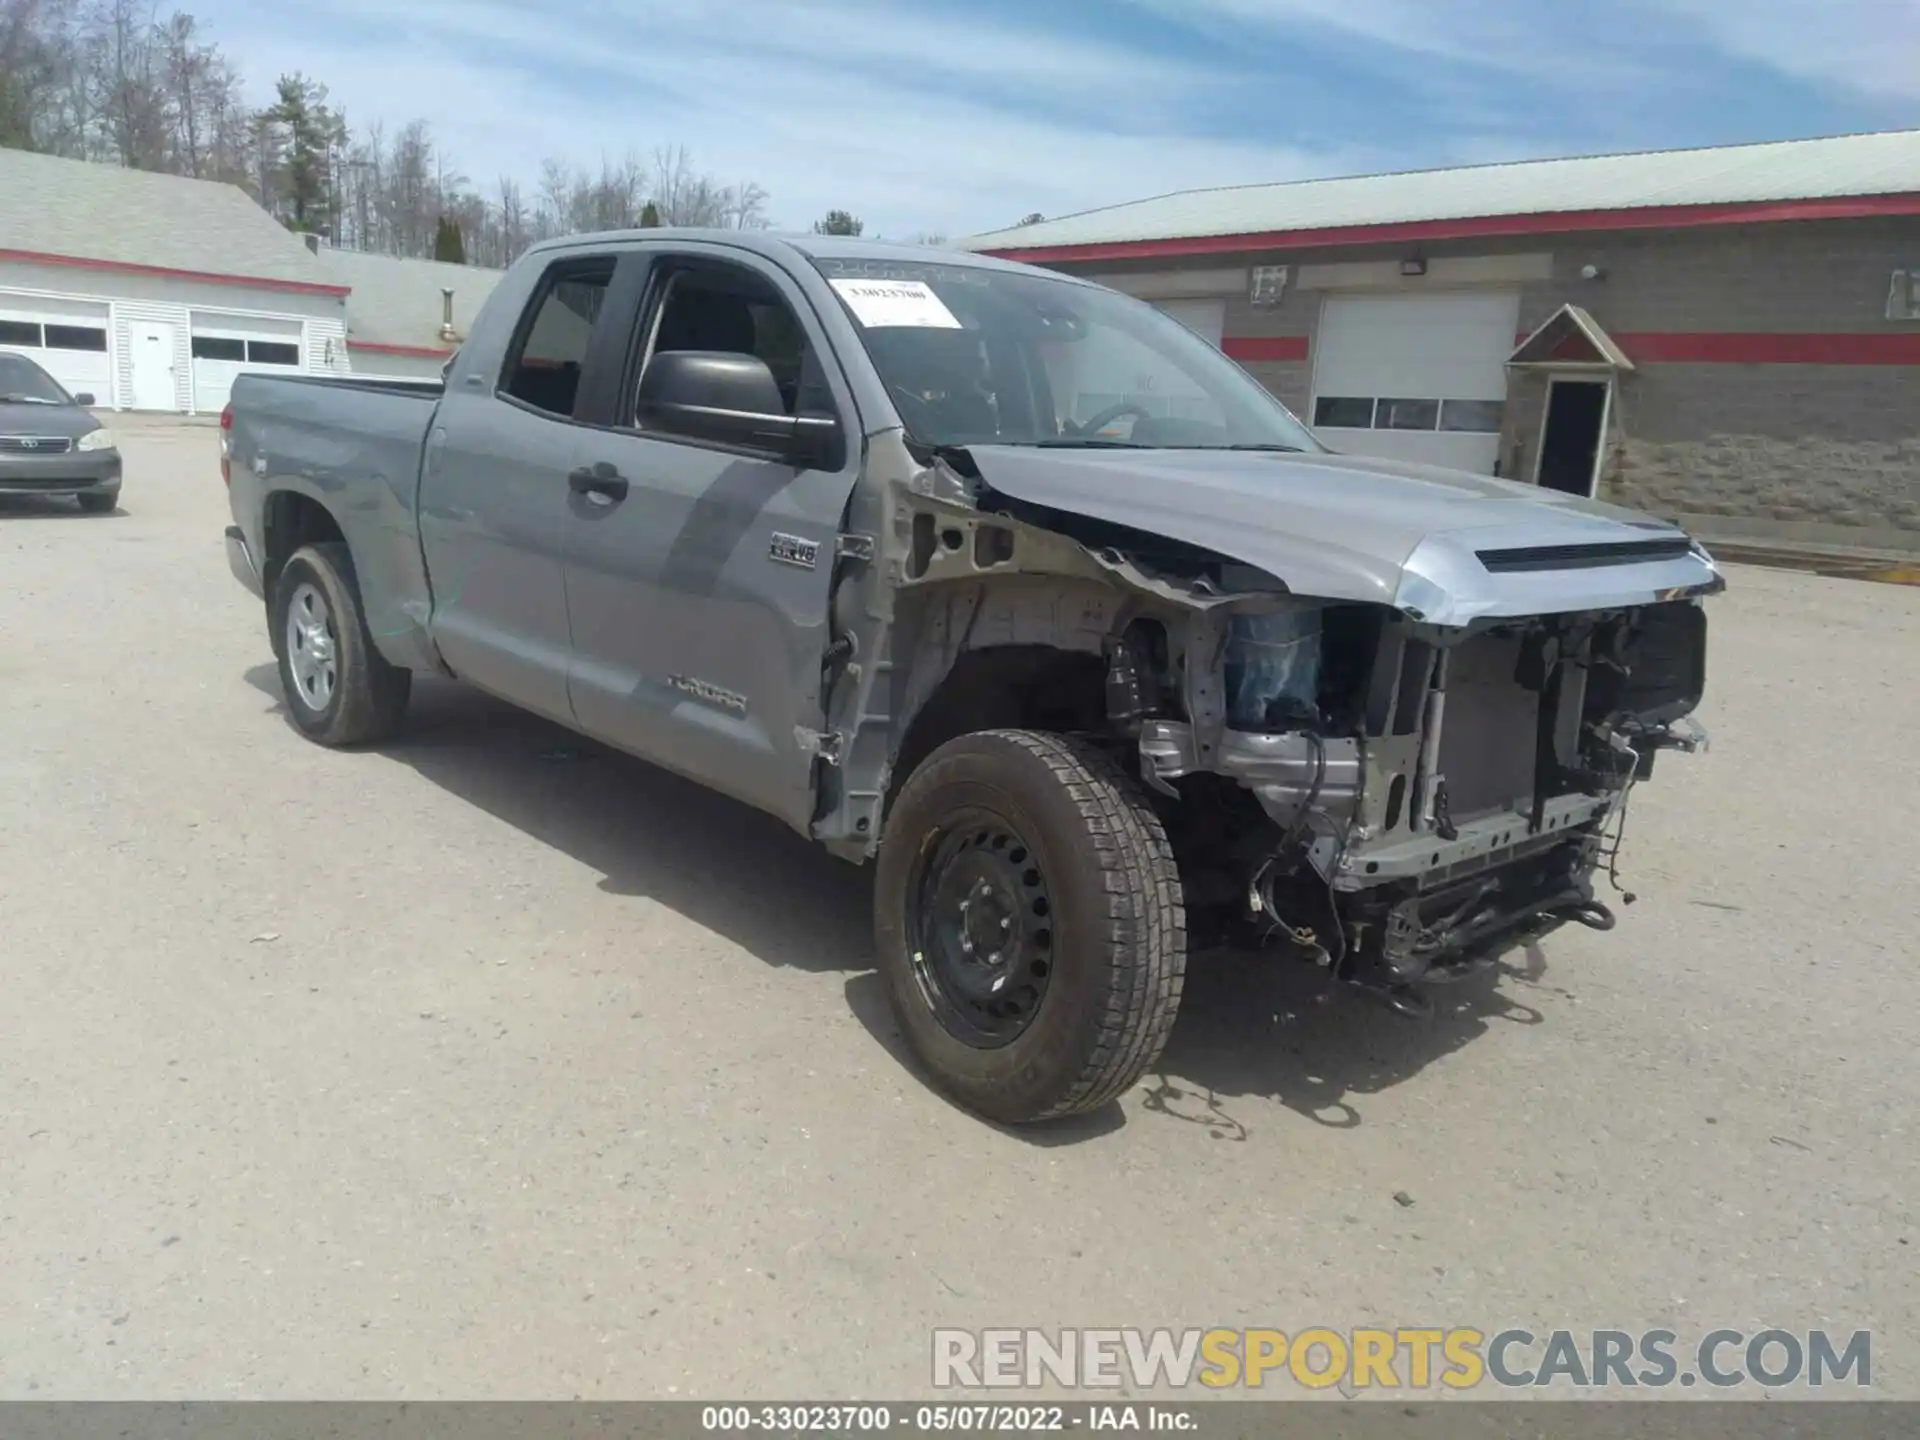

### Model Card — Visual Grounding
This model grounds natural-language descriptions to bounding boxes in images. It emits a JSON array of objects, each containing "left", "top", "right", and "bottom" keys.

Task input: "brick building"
[{"left": 968, "top": 130, "right": 1920, "bottom": 555}]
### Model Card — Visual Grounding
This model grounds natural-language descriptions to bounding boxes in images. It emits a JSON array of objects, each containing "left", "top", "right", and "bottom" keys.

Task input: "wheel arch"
[
  {"left": 256, "top": 483, "right": 444, "bottom": 675},
  {"left": 890, "top": 644, "right": 1108, "bottom": 808},
  {"left": 261, "top": 490, "right": 347, "bottom": 607},
  {"left": 260, "top": 491, "right": 347, "bottom": 659},
  {"left": 878, "top": 577, "right": 1182, "bottom": 829}
]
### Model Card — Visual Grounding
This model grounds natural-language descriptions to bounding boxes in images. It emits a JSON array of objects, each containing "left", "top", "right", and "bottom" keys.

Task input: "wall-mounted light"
[
  {"left": 1249, "top": 264, "right": 1289, "bottom": 305},
  {"left": 1580, "top": 263, "right": 1606, "bottom": 281},
  {"left": 1400, "top": 255, "right": 1428, "bottom": 277}
]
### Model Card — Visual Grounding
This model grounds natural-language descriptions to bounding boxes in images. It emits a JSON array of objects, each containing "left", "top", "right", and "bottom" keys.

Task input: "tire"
[
  {"left": 874, "top": 729, "right": 1187, "bottom": 1124},
  {"left": 271, "top": 541, "right": 411, "bottom": 746},
  {"left": 76, "top": 492, "right": 118, "bottom": 514}
]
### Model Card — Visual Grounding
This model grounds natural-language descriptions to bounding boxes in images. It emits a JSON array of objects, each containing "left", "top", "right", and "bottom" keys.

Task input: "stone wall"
[
  {"left": 1608, "top": 434, "right": 1920, "bottom": 530},
  {"left": 1602, "top": 360, "right": 1920, "bottom": 534}
]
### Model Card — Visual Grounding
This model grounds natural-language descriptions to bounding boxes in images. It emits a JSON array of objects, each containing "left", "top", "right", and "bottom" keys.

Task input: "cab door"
[
  {"left": 418, "top": 253, "right": 620, "bottom": 722},
  {"left": 562, "top": 244, "right": 863, "bottom": 833}
]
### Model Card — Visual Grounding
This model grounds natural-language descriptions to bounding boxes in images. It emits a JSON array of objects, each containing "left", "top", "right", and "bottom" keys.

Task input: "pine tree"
[
  {"left": 812, "top": 209, "right": 863, "bottom": 236},
  {"left": 433, "top": 216, "right": 466, "bottom": 263},
  {"left": 264, "top": 73, "right": 340, "bottom": 234},
  {"left": 638, "top": 200, "right": 662, "bottom": 228}
]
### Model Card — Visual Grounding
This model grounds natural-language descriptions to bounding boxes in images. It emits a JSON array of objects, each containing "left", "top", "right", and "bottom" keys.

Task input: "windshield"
[
  {"left": 810, "top": 256, "right": 1323, "bottom": 452},
  {"left": 0, "top": 352, "right": 72, "bottom": 405}
]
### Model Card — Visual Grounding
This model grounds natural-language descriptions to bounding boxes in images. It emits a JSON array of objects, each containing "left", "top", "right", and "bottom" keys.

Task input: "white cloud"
[
  {"left": 204, "top": 0, "right": 1370, "bottom": 238},
  {"left": 198, "top": 0, "right": 1914, "bottom": 244},
  {"left": 1132, "top": 0, "right": 1919, "bottom": 102},
  {"left": 1659, "top": 0, "right": 1920, "bottom": 102}
]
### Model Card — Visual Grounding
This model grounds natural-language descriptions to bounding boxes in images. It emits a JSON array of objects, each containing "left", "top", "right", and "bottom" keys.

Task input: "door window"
[
  {"left": 636, "top": 262, "right": 830, "bottom": 431},
  {"left": 501, "top": 259, "right": 615, "bottom": 419}
]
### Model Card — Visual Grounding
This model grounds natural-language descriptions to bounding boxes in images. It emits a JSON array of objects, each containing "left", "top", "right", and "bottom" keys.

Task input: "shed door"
[
  {"left": 0, "top": 296, "right": 112, "bottom": 404},
  {"left": 189, "top": 313, "right": 306, "bottom": 413},
  {"left": 1309, "top": 290, "right": 1518, "bottom": 474}
]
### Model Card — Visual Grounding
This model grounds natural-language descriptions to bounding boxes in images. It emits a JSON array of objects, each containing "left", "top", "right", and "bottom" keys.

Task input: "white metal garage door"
[
  {"left": 1310, "top": 290, "right": 1519, "bottom": 474},
  {"left": 0, "top": 295, "right": 113, "bottom": 404},
  {"left": 1151, "top": 298, "right": 1226, "bottom": 348},
  {"left": 189, "top": 313, "right": 306, "bottom": 413}
]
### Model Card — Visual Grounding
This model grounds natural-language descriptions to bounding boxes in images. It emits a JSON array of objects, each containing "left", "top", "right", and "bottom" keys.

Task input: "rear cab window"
[{"left": 499, "top": 257, "right": 617, "bottom": 420}]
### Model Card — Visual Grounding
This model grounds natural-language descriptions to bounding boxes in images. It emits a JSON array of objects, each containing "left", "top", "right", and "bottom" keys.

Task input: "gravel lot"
[{"left": 3, "top": 416, "right": 1916, "bottom": 1400}]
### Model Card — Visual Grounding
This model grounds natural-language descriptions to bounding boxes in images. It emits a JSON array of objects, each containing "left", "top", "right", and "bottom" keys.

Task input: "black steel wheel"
[
  {"left": 875, "top": 729, "right": 1187, "bottom": 1124},
  {"left": 908, "top": 813, "right": 1058, "bottom": 1048}
]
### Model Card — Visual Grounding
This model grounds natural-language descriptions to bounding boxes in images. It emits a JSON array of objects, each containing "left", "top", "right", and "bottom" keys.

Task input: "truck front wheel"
[
  {"left": 271, "top": 541, "right": 410, "bottom": 747},
  {"left": 875, "top": 730, "right": 1187, "bottom": 1124}
]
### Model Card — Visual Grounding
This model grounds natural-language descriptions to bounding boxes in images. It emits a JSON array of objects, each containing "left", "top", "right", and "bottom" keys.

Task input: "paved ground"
[{"left": 3, "top": 417, "right": 1916, "bottom": 1400}]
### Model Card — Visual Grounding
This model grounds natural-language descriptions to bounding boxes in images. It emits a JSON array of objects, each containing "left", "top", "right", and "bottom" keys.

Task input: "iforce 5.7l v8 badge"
[{"left": 768, "top": 532, "right": 820, "bottom": 569}]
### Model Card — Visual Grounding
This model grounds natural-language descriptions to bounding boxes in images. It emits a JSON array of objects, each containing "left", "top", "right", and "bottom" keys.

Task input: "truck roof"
[{"left": 519, "top": 227, "right": 1073, "bottom": 281}]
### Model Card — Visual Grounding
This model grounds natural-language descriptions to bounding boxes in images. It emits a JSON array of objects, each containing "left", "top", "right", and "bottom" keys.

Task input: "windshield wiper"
[
  {"left": 1214, "top": 443, "right": 1307, "bottom": 452},
  {"left": 0, "top": 393, "right": 59, "bottom": 404},
  {"left": 1033, "top": 438, "right": 1153, "bottom": 449}
]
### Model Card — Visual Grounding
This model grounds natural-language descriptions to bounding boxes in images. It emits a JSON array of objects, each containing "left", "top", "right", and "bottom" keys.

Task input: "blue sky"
[{"left": 193, "top": 0, "right": 1917, "bottom": 239}]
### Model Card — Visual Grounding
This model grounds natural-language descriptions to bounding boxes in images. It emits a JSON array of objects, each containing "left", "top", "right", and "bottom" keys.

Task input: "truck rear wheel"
[
  {"left": 271, "top": 541, "right": 410, "bottom": 747},
  {"left": 875, "top": 730, "right": 1186, "bottom": 1124}
]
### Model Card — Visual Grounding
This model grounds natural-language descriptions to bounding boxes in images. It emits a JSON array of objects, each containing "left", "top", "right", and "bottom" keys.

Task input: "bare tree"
[
  {"left": 194, "top": 39, "right": 249, "bottom": 184},
  {"left": 386, "top": 118, "right": 435, "bottom": 257},
  {"left": 341, "top": 121, "right": 383, "bottom": 250},
  {"left": 3, "top": 1, "right": 789, "bottom": 263},
  {"left": 722, "top": 178, "right": 770, "bottom": 230},
  {"left": 495, "top": 175, "right": 528, "bottom": 264},
  {"left": 534, "top": 154, "right": 571, "bottom": 240},
  {"left": 81, "top": 0, "right": 169, "bottom": 167},
  {"left": 33, "top": 0, "right": 94, "bottom": 157},
  {"left": 157, "top": 10, "right": 229, "bottom": 176},
  {"left": 0, "top": 0, "right": 79, "bottom": 151},
  {"left": 649, "top": 142, "right": 733, "bottom": 227}
]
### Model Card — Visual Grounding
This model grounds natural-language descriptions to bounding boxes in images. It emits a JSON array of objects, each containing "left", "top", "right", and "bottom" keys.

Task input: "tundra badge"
[
  {"left": 768, "top": 532, "right": 820, "bottom": 569},
  {"left": 667, "top": 675, "right": 748, "bottom": 716}
]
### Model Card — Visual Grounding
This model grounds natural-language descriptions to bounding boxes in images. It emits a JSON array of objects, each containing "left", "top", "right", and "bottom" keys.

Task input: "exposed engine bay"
[
  {"left": 1114, "top": 590, "right": 1710, "bottom": 1005},
  {"left": 821, "top": 431, "right": 1721, "bottom": 1011}
]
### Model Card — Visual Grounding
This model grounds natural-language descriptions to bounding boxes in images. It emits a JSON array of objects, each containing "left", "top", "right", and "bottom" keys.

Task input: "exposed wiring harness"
[
  {"left": 1593, "top": 727, "right": 1643, "bottom": 904},
  {"left": 1248, "top": 731, "right": 1348, "bottom": 967}
]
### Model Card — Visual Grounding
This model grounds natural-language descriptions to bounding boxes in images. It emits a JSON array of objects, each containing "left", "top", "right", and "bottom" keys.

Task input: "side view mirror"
[
  {"left": 637, "top": 351, "right": 842, "bottom": 470},
  {"left": 73, "top": 392, "right": 97, "bottom": 407}
]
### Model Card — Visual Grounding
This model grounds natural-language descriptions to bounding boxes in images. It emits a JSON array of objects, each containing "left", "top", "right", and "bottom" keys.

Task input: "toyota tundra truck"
[{"left": 221, "top": 230, "right": 1718, "bottom": 1125}]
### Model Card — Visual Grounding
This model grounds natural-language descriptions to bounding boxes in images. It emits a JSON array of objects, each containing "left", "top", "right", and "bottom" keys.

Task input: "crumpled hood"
[{"left": 965, "top": 445, "right": 1722, "bottom": 624}]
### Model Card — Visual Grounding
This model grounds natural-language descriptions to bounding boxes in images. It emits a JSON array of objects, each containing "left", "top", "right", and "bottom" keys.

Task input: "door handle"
[{"left": 568, "top": 462, "right": 629, "bottom": 503}]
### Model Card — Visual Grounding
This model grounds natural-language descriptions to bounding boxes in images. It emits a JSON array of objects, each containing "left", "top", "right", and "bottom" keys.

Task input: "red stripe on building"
[
  {"left": 0, "top": 248, "right": 351, "bottom": 297},
  {"left": 1222, "top": 335, "right": 1309, "bottom": 362},
  {"left": 348, "top": 340, "right": 454, "bottom": 358},
  {"left": 1616, "top": 332, "right": 1920, "bottom": 365},
  {"left": 983, "top": 194, "right": 1920, "bottom": 264}
]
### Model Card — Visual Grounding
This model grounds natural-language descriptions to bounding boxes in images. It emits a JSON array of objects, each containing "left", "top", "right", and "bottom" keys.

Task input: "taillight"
[{"left": 219, "top": 403, "right": 233, "bottom": 486}]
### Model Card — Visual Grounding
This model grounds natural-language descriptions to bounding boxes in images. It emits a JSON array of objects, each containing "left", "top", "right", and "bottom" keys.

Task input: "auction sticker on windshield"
[{"left": 830, "top": 278, "right": 962, "bottom": 330}]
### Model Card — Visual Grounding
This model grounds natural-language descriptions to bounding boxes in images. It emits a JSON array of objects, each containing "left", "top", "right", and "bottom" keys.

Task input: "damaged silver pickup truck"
[{"left": 221, "top": 232, "right": 1719, "bottom": 1125}]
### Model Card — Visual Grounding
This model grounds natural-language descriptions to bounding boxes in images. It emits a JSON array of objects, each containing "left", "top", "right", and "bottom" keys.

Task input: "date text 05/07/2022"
[{"left": 700, "top": 1404, "right": 1199, "bottom": 1432}]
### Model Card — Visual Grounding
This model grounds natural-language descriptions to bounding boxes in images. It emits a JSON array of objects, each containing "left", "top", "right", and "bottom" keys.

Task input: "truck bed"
[
  {"left": 226, "top": 371, "right": 447, "bottom": 673},
  {"left": 241, "top": 374, "right": 447, "bottom": 402}
]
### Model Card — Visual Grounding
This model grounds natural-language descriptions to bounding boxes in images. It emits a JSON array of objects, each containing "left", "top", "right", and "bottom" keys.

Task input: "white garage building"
[{"left": 0, "top": 147, "right": 351, "bottom": 413}]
